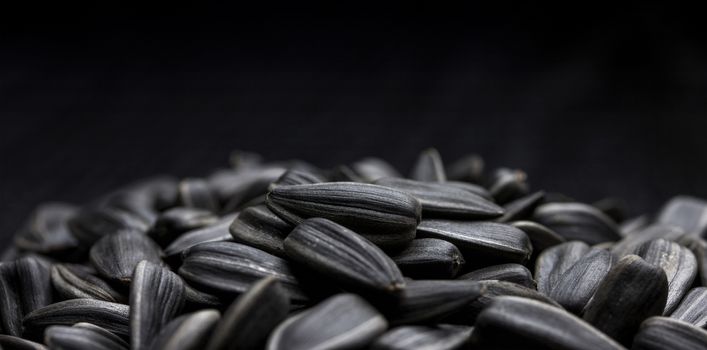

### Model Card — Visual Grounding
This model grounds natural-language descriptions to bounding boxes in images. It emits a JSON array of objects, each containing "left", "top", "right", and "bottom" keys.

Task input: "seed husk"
[
  {"left": 178, "top": 178, "right": 220, "bottom": 213},
  {"left": 0, "top": 261, "right": 23, "bottom": 336},
  {"left": 0, "top": 256, "right": 53, "bottom": 337},
  {"left": 0, "top": 335, "right": 48, "bottom": 350},
  {"left": 511, "top": 220, "right": 565, "bottom": 260},
  {"left": 486, "top": 168, "right": 529, "bottom": 204},
  {"left": 370, "top": 325, "right": 472, "bottom": 350},
  {"left": 151, "top": 309, "right": 220, "bottom": 350},
  {"left": 284, "top": 218, "right": 405, "bottom": 297},
  {"left": 267, "top": 182, "right": 421, "bottom": 248},
  {"left": 532, "top": 202, "right": 621, "bottom": 244},
  {"left": 471, "top": 296, "right": 625, "bottom": 350},
  {"left": 416, "top": 220, "right": 532, "bottom": 264},
  {"left": 23, "top": 299, "right": 130, "bottom": 338},
  {"left": 535, "top": 241, "right": 591, "bottom": 296},
  {"left": 208, "top": 167, "right": 287, "bottom": 213},
  {"left": 458, "top": 263, "right": 535, "bottom": 289},
  {"left": 657, "top": 195, "right": 707, "bottom": 237},
  {"left": 51, "top": 264, "right": 125, "bottom": 303},
  {"left": 390, "top": 238, "right": 465, "bottom": 279},
  {"left": 14, "top": 202, "right": 80, "bottom": 258},
  {"left": 444, "top": 181, "right": 493, "bottom": 199},
  {"left": 446, "top": 154, "right": 484, "bottom": 183},
  {"left": 611, "top": 224, "right": 685, "bottom": 259},
  {"left": 386, "top": 280, "right": 484, "bottom": 325},
  {"left": 497, "top": 191, "right": 545, "bottom": 223},
  {"left": 547, "top": 248, "right": 613, "bottom": 314},
  {"left": 68, "top": 205, "right": 152, "bottom": 246},
  {"left": 409, "top": 148, "right": 446, "bottom": 182},
  {"left": 149, "top": 207, "right": 219, "bottom": 247},
  {"left": 130, "top": 261, "right": 186, "bottom": 350},
  {"left": 269, "top": 169, "right": 327, "bottom": 189},
  {"left": 632, "top": 239, "right": 697, "bottom": 314},
  {"left": 179, "top": 241, "right": 308, "bottom": 302},
  {"left": 670, "top": 287, "right": 707, "bottom": 328},
  {"left": 679, "top": 235, "right": 707, "bottom": 286},
  {"left": 183, "top": 283, "right": 223, "bottom": 308},
  {"left": 583, "top": 255, "right": 668, "bottom": 346},
  {"left": 374, "top": 177, "right": 504, "bottom": 219},
  {"left": 351, "top": 158, "right": 401, "bottom": 182},
  {"left": 632, "top": 316, "right": 707, "bottom": 350},
  {"left": 205, "top": 277, "right": 290, "bottom": 350},
  {"left": 163, "top": 214, "right": 237, "bottom": 258},
  {"left": 45, "top": 323, "right": 128, "bottom": 350},
  {"left": 229, "top": 205, "right": 293, "bottom": 258},
  {"left": 266, "top": 294, "right": 387, "bottom": 350},
  {"left": 89, "top": 230, "right": 163, "bottom": 285},
  {"left": 329, "top": 164, "right": 365, "bottom": 182}
]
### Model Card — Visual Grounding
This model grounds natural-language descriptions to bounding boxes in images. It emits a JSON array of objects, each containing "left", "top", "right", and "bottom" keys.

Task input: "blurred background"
[{"left": 1, "top": 4, "right": 706, "bottom": 240}]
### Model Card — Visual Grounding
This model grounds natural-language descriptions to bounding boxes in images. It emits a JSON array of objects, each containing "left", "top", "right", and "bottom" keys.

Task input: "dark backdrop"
[{"left": 1, "top": 4, "right": 706, "bottom": 241}]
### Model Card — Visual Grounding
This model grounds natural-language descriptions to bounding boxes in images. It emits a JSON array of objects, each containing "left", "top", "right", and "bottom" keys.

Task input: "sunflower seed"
[
  {"left": 177, "top": 179, "right": 219, "bottom": 212},
  {"left": 45, "top": 324, "right": 128, "bottom": 350},
  {"left": 457, "top": 263, "right": 535, "bottom": 289},
  {"left": 619, "top": 215, "right": 651, "bottom": 236},
  {"left": 471, "top": 296, "right": 625, "bottom": 350},
  {"left": 390, "top": 238, "right": 465, "bottom": 279},
  {"left": 0, "top": 335, "right": 47, "bottom": 350},
  {"left": 0, "top": 262, "right": 23, "bottom": 336},
  {"left": 0, "top": 256, "right": 53, "bottom": 337},
  {"left": 183, "top": 283, "right": 222, "bottom": 308},
  {"left": 495, "top": 191, "right": 545, "bottom": 223},
  {"left": 269, "top": 169, "right": 327, "bottom": 189},
  {"left": 410, "top": 148, "right": 446, "bottom": 182},
  {"left": 444, "top": 181, "right": 493, "bottom": 199},
  {"left": 163, "top": 214, "right": 236, "bottom": 258},
  {"left": 547, "top": 248, "right": 613, "bottom": 314},
  {"left": 23, "top": 299, "right": 130, "bottom": 337},
  {"left": 151, "top": 309, "right": 220, "bottom": 350},
  {"left": 228, "top": 150, "right": 263, "bottom": 170},
  {"left": 284, "top": 218, "right": 405, "bottom": 297},
  {"left": 374, "top": 178, "right": 504, "bottom": 219},
  {"left": 179, "top": 241, "right": 307, "bottom": 302},
  {"left": 370, "top": 325, "right": 472, "bottom": 350},
  {"left": 14, "top": 203, "right": 79, "bottom": 258},
  {"left": 386, "top": 280, "right": 484, "bottom": 325},
  {"left": 533, "top": 202, "right": 621, "bottom": 244},
  {"left": 486, "top": 168, "right": 529, "bottom": 204},
  {"left": 446, "top": 154, "right": 484, "bottom": 183},
  {"left": 657, "top": 196, "right": 707, "bottom": 236},
  {"left": 266, "top": 294, "right": 387, "bottom": 350},
  {"left": 632, "top": 316, "right": 707, "bottom": 350},
  {"left": 68, "top": 206, "right": 151, "bottom": 246},
  {"left": 51, "top": 264, "right": 124, "bottom": 303},
  {"left": 669, "top": 287, "right": 707, "bottom": 327},
  {"left": 351, "top": 158, "right": 401, "bottom": 182},
  {"left": 535, "top": 241, "right": 591, "bottom": 296},
  {"left": 583, "top": 255, "right": 668, "bottom": 345},
  {"left": 329, "top": 165, "right": 365, "bottom": 182},
  {"left": 149, "top": 207, "right": 219, "bottom": 247},
  {"left": 130, "top": 261, "right": 185, "bottom": 350},
  {"left": 267, "top": 182, "right": 421, "bottom": 248},
  {"left": 511, "top": 220, "right": 565, "bottom": 261},
  {"left": 205, "top": 277, "right": 289, "bottom": 350},
  {"left": 611, "top": 224, "right": 685, "bottom": 259},
  {"left": 632, "top": 239, "right": 697, "bottom": 314},
  {"left": 89, "top": 231, "right": 163, "bottom": 284},
  {"left": 416, "top": 220, "right": 532, "bottom": 264},
  {"left": 679, "top": 235, "right": 707, "bottom": 286},
  {"left": 229, "top": 205, "right": 293, "bottom": 257},
  {"left": 207, "top": 166, "right": 286, "bottom": 211}
]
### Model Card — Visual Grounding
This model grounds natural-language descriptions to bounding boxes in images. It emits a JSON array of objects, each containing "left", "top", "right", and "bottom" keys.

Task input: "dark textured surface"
[{"left": 1, "top": 5, "right": 706, "bottom": 243}]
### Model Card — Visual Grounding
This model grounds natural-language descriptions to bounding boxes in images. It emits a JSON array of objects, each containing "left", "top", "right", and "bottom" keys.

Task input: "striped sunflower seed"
[
  {"left": 14, "top": 202, "right": 79, "bottom": 259},
  {"left": 457, "top": 263, "right": 535, "bottom": 289},
  {"left": 0, "top": 335, "right": 48, "bottom": 350},
  {"left": 535, "top": 241, "right": 591, "bottom": 295},
  {"left": 45, "top": 323, "right": 128, "bottom": 350},
  {"left": 446, "top": 154, "right": 484, "bottom": 184},
  {"left": 631, "top": 239, "right": 697, "bottom": 314},
  {"left": 547, "top": 247, "right": 612, "bottom": 314},
  {"left": 229, "top": 205, "right": 293, "bottom": 258},
  {"left": 163, "top": 214, "right": 237, "bottom": 259},
  {"left": 496, "top": 191, "right": 545, "bottom": 223},
  {"left": 670, "top": 287, "right": 707, "bottom": 327},
  {"left": 89, "top": 231, "right": 163, "bottom": 285},
  {"left": 0, "top": 256, "right": 53, "bottom": 337},
  {"left": 370, "top": 325, "right": 472, "bottom": 350},
  {"left": 151, "top": 309, "right": 220, "bottom": 350},
  {"left": 632, "top": 316, "right": 707, "bottom": 350},
  {"left": 409, "top": 148, "right": 446, "bottom": 182},
  {"left": 208, "top": 166, "right": 286, "bottom": 213},
  {"left": 68, "top": 205, "right": 152, "bottom": 246},
  {"left": 416, "top": 220, "right": 532, "bottom": 264},
  {"left": 23, "top": 299, "right": 130, "bottom": 338},
  {"left": 267, "top": 182, "right": 421, "bottom": 248},
  {"left": 471, "top": 296, "right": 625, "bottom": 350},
  {"left": 130, "top": 261, "right": 185, "bottom": 350},
  {"left": 611, "top": 224, "right": 685, "bottom": 258},
  {"left": 657, "top": 196, "right": 707, "bottom": 237},
  {"left": 284, "top": 218, "right": 405, "bottom": 297},
  {"left": 511, "top": 220, "right": 565, "bottom": 261},
  {"left": 183, "top": 284, "right": 222, "bottom": 309},
  {"left": 51, "top": 264, "right": 125, "bottom": 303},
  {"left": 390, "top": 238, "right": 465, "bottom": 279},
  {"left": 582, "top": 255, "right": 668, "bottom": 346},
  {"left": 532, "top": 202, "right": 621, "bottom": 244},
  {"left": 149, "top": 207, "right": 219, "bottom": 247},
  {"left": 266, "top": 294, "right": 387, "bottom": 350},
  {"left": 205, "top": 277, "right": 289, "bottom": 350},
  {"left": 351, "top": 158, "right": 401, "bottom": 182},
  {"left": 678, "top": 235, "right": 707, "bottom": 286},
  {"left": 374, "top": 177, "right": 504, "bottom": 219},
  {"left": 386, "top": 280, "right": 484, "bottom": 325}
]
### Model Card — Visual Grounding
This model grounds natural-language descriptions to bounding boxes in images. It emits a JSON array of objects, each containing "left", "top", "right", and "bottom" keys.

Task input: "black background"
[{"left": 1, "top": 4, "right": 706, "bottom": 242}]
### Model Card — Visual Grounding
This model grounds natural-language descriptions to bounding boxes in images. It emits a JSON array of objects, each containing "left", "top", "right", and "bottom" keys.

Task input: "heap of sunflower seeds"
[{"left": 1, "top": 148, "right": 707, "bottom": 350}]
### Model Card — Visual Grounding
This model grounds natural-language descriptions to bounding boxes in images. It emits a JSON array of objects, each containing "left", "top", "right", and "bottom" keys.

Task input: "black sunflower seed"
[
  {"left": 535, "top": 241, "right": 591, "bottom": 296},
  {"left": 532, "top": 202, "right": 621, "bottom": 244},
  {"left": 511, "top": 220, "right": 565, "bottom": 260},
  {"left": 267, "top": 182, "right": 421, "bottom": 248},
  {"left": 163, "top": 214, "right": 236, "bottom": 258},
  {"left": 386, "top": 280, "right": 484, "bottom": 325},
  {"left": 486, "top": 168, "right": 529, "bottom": 204},
  {"left": 266, "top": 294, "right": 387, "bottom": 350},
  {"left": 410, "top": 148, "right": 446, "bottom": 182},
  {"left": 178, "top": 241, "right": 307, "bottom": 302},
  {"left": 632, "top": 316, "right": 707, "bottom": 350},
  {"left": 457, "top": 263, "right": 535, "bottom": 289},
  {"left": 151, "top": 309, "right": 220, "bottom": 350},
  {"left": 14, "top": 203, "right": 79, "bottom": 259},
  {"left": 0, "top": 261, "right": 23, "bottom": 336},
  {"left": 657, "top": 196, "right": 707, "bottom": 237},
  {"left": 582, "top": 255, "right": 668, "bottom": 346},
  {"left": 208, "top": 167, "right": 286, "bottom": 212},
  {"left": 632, "top": 239, "right": 697, "bottom": 314},
  {"left": 68, "top": 205, "right": 152, "bottom": 246},
  {"left": 370, "top": 325, "right": 472, "bottom": 350},
  {"left": 1, "top": 256, "right": 53, "bottom": 337},
  {"left": 496, "top": 191, "right": 545, "bottom": 223},
  {"left": 446, "top": 154, "right": 484, "bottom": 184},
  {"left": 547, "top": 248, "right": 613, "bottom": 314},
  {"left": 178, "top": 179, "right": 220, "bottom": 213},
  {"left": 51, "top": 264, "right": 124, "bottom": 303},
  {"left": 45, "top": 323, "right": 128, "bottom": 350},
  {"left": 149, "top": 207, "right": 219, "bottom": 247},
  {"left": 611, "top": 224, "right": 685, "bottom": 259},
  {"left": 471, "top": 296, "right": 625, "bottom": 350},
  {"left": 0, "top": 335, "right": 48, "bottom": 350},
  {"left": 229, "top": 205, "right": 293, "bottom": 258},
  {"left": 670, "top": 287, "right": 707, "bottom": 328},
  {"left": 183, "top": 283, "right": 222, "bottom": 309},
  {"left": 390, "top": 238, "right": 465, "bottom": 279},
  {"left": 130, "top": 261, "right": 185, "bottom": 350},
  {"left": 679, "top": 235, "right": 707, "bottom": 286},
  {"left": 23, "top": 299, "right": 130, "bottom": 338},
  {"left": 351, "top": 158, "right": 401, "bottom": 182},
  {"left": 416, "top": 220, "right": 532, "bottom": 265},
  {"left": 444, "top": 181, "right": 493, "bottom": 199},
  {"left": 269, "top": 169, "right": 327, "bottom": 189},
  {"left": 284, "top": 218, "right": 405, "bottom": 297},
  {"left": 329, "top": 164, "right": 365, "bottom": 182},
  {"left": 89, "top": 231, "right": 163, "bottom": 284},
  {"left": 205, "top": 277, "right": 289, "bottom": 350},
  {"left": 374, "top": 177, "right": 504, "bottom": 219}
]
